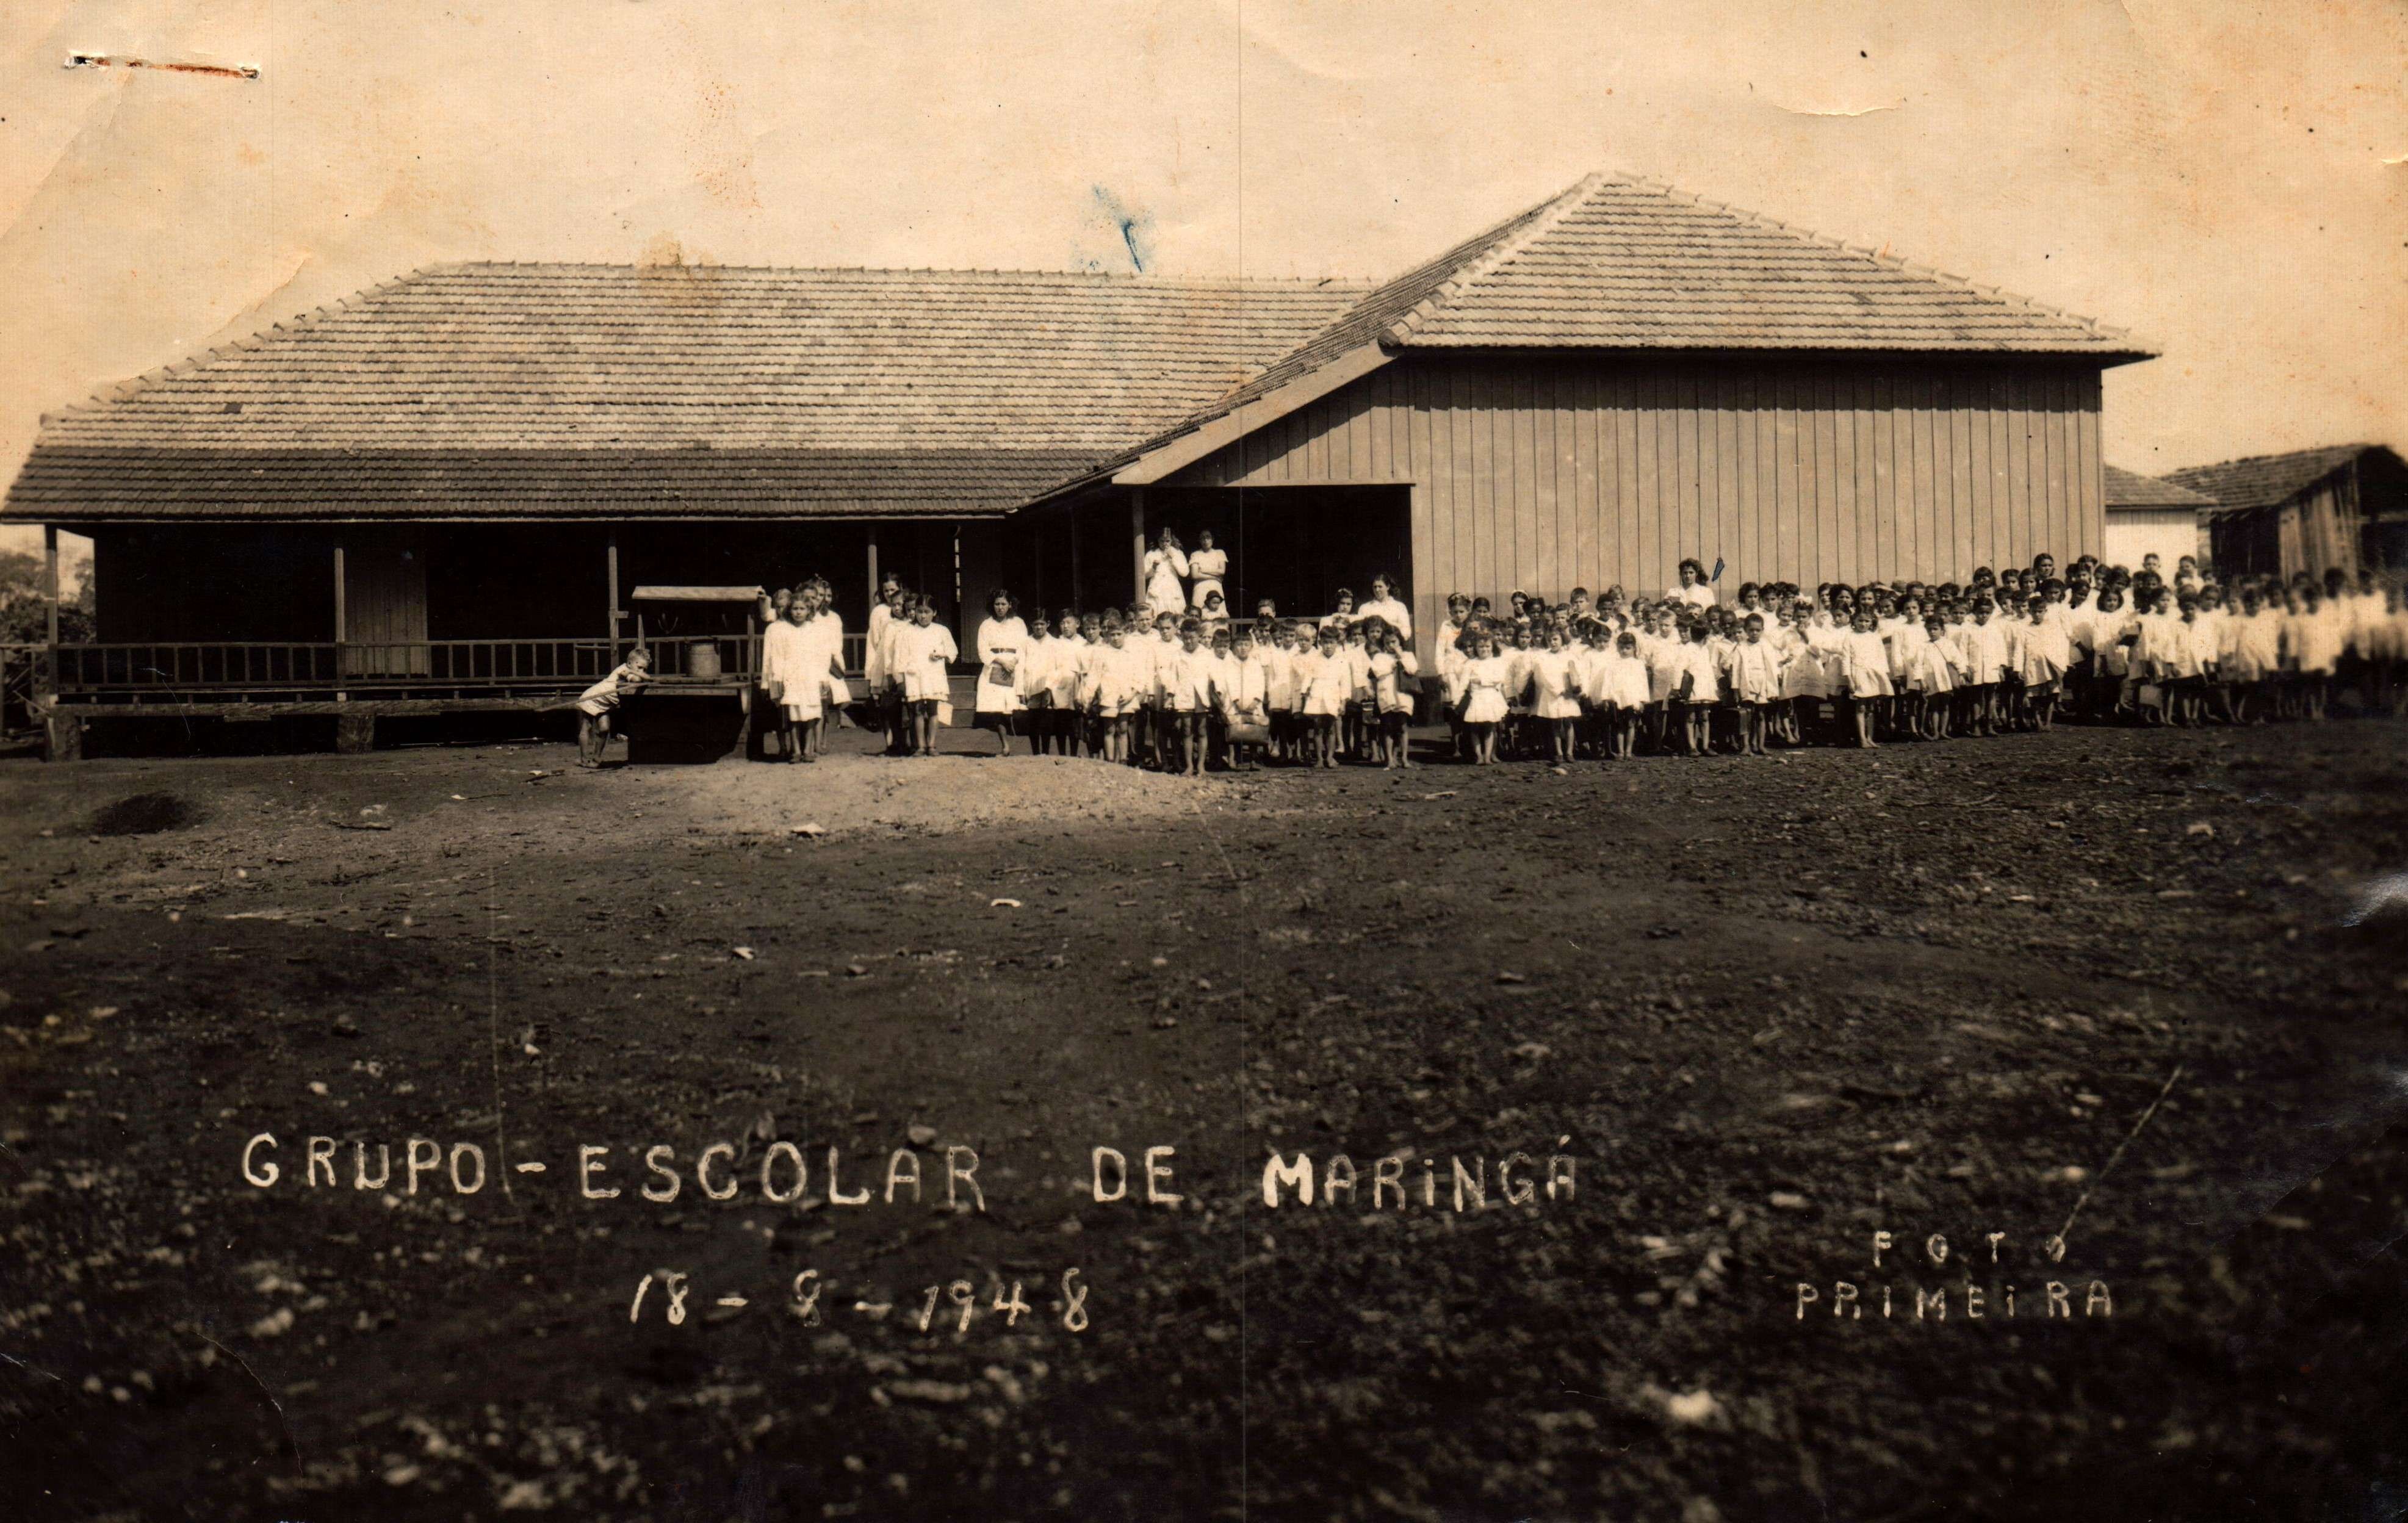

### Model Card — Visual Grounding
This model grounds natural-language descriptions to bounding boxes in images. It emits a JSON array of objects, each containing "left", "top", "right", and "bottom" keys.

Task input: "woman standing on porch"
[
  {"left": 1142, "top": 530, "right": 1190, "bottom": 621},
  {"left": 1186, "top": 528, "right": 1229, "bottom": 612},
  {"left": 974, "top": 589, "right": 1029, "bottom": 755}
]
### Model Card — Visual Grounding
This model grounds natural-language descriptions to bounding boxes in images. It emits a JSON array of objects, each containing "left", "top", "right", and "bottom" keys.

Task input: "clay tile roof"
[
  {"left": 2103, "top": 465, "right": 2216, "bottom": 509},
  {"left": 1385, "top": 174, "right": 2150, "bottom": 356},
  {"left": 1083, "top": 172, "right": 2151, "bottom": 487},
  {"left": 5, "top": 264, "right": 1367, "bottom": 520},
  {"left": 2161, "top": 445, "right": 2393, "bottom": 514}
]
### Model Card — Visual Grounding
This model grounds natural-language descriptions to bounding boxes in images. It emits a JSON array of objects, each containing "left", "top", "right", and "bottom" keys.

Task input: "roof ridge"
[
  {"left": 1640, "top": 178, "right": 2143, "bottom": 344},
  {"left": 1383, "top": 172, "right": 1606, "bottom": 344},
  {"left": 2166, "top": 442, "right": 2374, "bottom": 473},
  {"left": 427, "top": 258, "right": 1373, "bottom": 286}
]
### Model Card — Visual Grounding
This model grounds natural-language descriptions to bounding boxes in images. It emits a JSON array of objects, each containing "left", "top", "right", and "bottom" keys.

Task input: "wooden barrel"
[{"left": 687, "top": 641, "right": 723, "bottom": 681}]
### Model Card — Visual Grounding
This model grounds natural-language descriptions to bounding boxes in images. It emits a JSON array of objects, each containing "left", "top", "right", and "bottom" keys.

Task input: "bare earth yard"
[{"left": 2, "top": 721, "right": 2405, "bottom": 1521}]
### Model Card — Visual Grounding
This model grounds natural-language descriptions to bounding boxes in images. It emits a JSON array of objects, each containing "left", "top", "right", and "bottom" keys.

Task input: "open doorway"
[{"left": 1142, "top": 484, "right": 1411, "bottom": 621}]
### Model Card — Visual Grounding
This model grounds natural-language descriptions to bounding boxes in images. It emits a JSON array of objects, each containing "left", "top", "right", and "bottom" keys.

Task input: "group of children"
[
  {"left": 760, "top": 553, "right": 2406, "bottom": 772},
  {"left": 1418, "top": 555, "right": 2408, "bottom": 762}
]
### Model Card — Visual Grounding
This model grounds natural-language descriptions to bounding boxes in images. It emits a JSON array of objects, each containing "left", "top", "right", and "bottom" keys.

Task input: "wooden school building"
[{"left": 4, "top": 173, "right": 2152, "bottom": 756}]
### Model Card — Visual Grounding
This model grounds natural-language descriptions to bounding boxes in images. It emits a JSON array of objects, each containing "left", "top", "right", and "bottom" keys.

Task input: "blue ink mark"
[{"left": 1090, "top": 186, "right": 1155, "bottom": 273}]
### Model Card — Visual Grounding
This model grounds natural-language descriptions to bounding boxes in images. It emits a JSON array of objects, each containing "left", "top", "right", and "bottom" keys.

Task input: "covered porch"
[{"left": 17, "top": 514, "right": 1004, "bottom": 759}]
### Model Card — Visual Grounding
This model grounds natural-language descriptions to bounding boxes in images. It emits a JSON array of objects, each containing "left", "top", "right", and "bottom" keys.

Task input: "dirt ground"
[{"left": 2, "top": 719, "right": 2406, "bottom": 1522}]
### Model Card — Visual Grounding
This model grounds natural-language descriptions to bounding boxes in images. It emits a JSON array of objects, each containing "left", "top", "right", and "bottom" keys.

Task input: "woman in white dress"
[
  {"left": 1186, "top": 529, "right": 1229, "bottom": 612},
  {"left": 1667, "top": 557, "right": 1718, "bottom": 610},
  {"left": 973, "top": 589, "right": 1029, "bottom": 755},
  {"left": 1356, "top": 574, "right": 1413, "bottom": 644},
  {"left": 1142, "top": 530, "right": 1191, "bottom": 621}
]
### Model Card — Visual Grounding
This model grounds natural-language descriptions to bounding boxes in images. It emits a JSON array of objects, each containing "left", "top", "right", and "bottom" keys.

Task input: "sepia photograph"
[{"left": 1, "top": 2, "right": 2403, "bottom": 1519}]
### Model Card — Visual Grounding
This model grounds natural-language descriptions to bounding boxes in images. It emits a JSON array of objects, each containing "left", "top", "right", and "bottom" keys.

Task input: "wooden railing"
[
  {"left": 0, "top": 643, "right": 43, "bottom": 738},
  {"left": 41, "top": 638, "right": 755, "bottom": 696}
]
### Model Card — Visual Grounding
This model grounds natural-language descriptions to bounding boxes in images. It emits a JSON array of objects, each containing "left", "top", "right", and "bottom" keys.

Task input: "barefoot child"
[
  {"left": 1527, "top": 624, "right": 1582, "bottom": 764},
  {"left": 1460, "top": 632, "right": 1510, "bottom": 765},
  {"left": 1840, "top": 608, "right": 1892, "bottom": 748},
  {"left": 1299, "top": 626, "right": 1349, "bottom": 768},
  {"left": 1366, "top": 625, "right": 1419, "bottom": 769},
  {"left": 895, "top": 595, "right": 957, "bottom": 757},
  {"left": 1729, "top": 613, "right": 1783, "bottom": 755},
  {"left": 1219, "top": 626, "right": 1272, "bottom": 771},
  {"left": 575, "top": 646, "right": 651, "bottom": 767}
]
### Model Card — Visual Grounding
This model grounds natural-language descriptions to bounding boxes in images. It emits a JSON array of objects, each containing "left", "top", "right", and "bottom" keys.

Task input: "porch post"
[
  {"left": 39, "top": 524, "right": 80, "bottom": 761},
  {"left": 865, "top": 525, "right": 879, "bottom": 614},
  {"left": 1129, "top": 488, "right": 1147, "bottom": 603},
  {"left": 605, "top": 528, "right": 621, "bottom": 650},
  {"left": 333, "top": 543, "right": 349, "bottom": 702},
  {"left": 43, "top": 524, "right": 59, "bottom": 648}
]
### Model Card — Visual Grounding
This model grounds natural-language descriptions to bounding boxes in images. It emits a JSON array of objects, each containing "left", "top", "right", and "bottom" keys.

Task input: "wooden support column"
[
  {"left": 1069, "top": 502, "right": 1083, "bottom": 612},
  {"left": 40, "top": 523, "right": 74, "bottom": 762},
  {"left": 605, "top": 528, "right": 621, "bottom": 649},
  {"left": 333, "top": 543, "right": 349, "bottom": 704},
  {"left": 1129, "top": 488, "right": 1147, "bottom": 603},
  {"left": 43, "top": 524, "right": 60, "bottom": 648},
  {"left": 865, "top": 525, "right": 880, "bottom": 614}
]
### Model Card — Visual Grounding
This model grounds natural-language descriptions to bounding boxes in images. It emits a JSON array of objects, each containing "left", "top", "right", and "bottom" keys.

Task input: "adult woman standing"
[
  {"left": 973, "top": 588, "right": 1029, "bottom": 755},
  {"left": 1142, "top": 530, "right": 1191, "bottom": 621},
  {"left": 1356, "top": 574, "right": 1412, "bottom": 643},
  {"left": 1187, "top": 528, "right": 1229, "bottom": 611},
  {"left": 1668, "top": 558, "right": 1718, "bottom": 610}
]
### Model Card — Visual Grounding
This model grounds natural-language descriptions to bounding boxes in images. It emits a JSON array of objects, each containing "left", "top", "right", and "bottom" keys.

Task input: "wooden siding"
[{"left": 1172, "top": 354, "right": 2105, "bottom": 654}]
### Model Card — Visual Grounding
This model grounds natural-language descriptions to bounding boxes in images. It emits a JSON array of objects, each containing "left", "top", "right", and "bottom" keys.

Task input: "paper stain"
[
  {"left": 1778, "top": 98, "right": 1905, "bottom": 118},
  {"left": 65, "top": 54, "right": 259, "bottom": 81}
]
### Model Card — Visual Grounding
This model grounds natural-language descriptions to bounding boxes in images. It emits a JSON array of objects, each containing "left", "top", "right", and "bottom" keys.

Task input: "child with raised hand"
[
  {"left": 1728, "top": 613, "right": 1783, "bottom": 756},
  {"left": 1368, "top": 624, "right": 1421, "bottom": 769}
]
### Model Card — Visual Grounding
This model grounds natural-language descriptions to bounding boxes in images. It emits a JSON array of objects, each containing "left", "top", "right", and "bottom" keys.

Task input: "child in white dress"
[
  {"left": 1839, "top": 609, "right": 1892, "bottom": 749},
  {"left": 1297, "top": 627, "right": 1349, "bottom": 769},
  {"left": 1526, "top": 625, "right": 1582, "bottom": 765},
  {"left": 1728, "top": 614, "right": 1784, "bottom": 756},
  {"left": 1459, "top": 632, "right": 1511, "bottom": 766},
  {"left": 892, "top": 596, "right": 958, "bottom": 758}
]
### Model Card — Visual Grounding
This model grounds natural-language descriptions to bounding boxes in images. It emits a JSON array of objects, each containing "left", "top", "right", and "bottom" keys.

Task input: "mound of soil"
[{"left": 89, "top": 791, "right": 193, "bottom": 836}]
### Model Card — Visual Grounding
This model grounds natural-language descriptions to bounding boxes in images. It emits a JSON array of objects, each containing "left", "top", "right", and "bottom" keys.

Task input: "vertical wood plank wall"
[{"left": 1172, "top": 355, "right": 2107, "bottom": 651}]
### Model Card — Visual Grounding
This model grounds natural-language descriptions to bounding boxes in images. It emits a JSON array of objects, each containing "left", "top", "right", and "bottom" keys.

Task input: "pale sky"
[{"left": 3, "top": 0, "right": 2402, "bottom": 564}]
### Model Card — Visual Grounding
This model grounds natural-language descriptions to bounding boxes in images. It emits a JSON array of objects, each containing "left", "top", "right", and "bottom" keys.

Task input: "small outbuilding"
[
  {"left": 2102, "top": 465, "right": 2216, "bottom": 575},
  {"left": 2166, "top": 444, "right": 2408, "bottom": 581}
]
